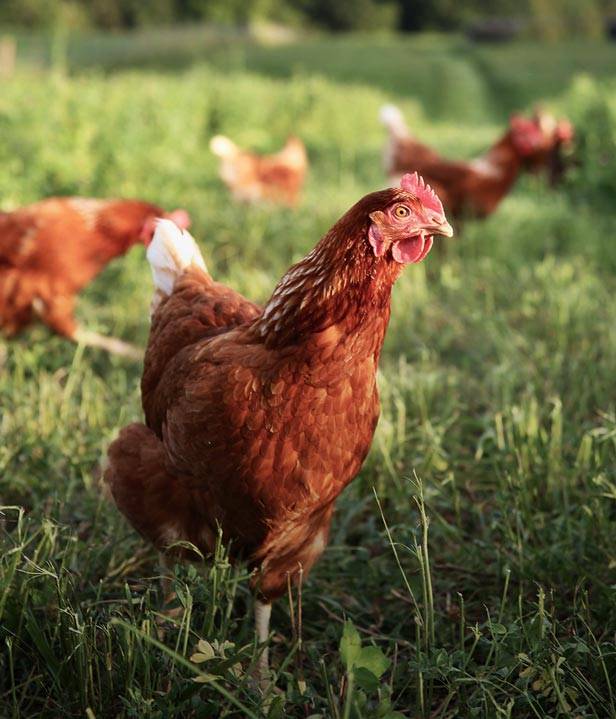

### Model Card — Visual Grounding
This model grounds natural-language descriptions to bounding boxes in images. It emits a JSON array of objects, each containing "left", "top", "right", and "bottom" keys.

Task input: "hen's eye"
[{"left": 394, "top": 205, "right": 410, "bottom": 218}]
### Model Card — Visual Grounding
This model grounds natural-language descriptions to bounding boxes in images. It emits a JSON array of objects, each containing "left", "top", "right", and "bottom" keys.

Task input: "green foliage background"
[{"left": 0, "top": 0, "right": 616, "bottom": 35}]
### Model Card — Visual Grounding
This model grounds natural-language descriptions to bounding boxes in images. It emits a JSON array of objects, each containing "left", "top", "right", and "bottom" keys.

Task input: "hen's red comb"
[{"left": 400, "top": 172, "right": 443, "bottom": 215}]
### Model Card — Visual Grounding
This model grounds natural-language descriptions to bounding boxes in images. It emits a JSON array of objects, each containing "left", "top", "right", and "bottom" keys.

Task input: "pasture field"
[{"left": 1, "top": 30, "right": 616, "bottom": 718}]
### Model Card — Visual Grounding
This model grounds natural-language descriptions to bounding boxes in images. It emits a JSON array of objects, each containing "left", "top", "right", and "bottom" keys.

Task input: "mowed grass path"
[{"left": 0, "top": 33, "right": 615, "bottom": 718}]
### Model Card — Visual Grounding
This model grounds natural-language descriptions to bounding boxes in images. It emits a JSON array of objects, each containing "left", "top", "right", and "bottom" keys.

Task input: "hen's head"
[
  {"left": 256, "top": 174, "right": 451, "bottom": 347},
  {"left": 509, "top": 114, "right": 547, "bottom": 157},
  {"left": 367, "top": 173, "right": 453, "bottom": 265},
  {"left": 533, "top": 109, "right": 575, "bottom": 147},
  {"left": 140, "top": 209, "right": 191, "bottom": 245},
  {"left": 517, "top": 110, "right": 575, "bottom": 175}
]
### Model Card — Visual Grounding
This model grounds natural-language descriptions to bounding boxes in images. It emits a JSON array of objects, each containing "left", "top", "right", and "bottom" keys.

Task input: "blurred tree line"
[{"left": 0, "top": 0, "right": 614, "bottom": 37}]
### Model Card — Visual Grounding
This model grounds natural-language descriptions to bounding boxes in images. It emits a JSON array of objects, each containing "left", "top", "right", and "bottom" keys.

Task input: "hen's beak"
[{"left": 425, "top": 217, "right": 454, "bottom": 238}]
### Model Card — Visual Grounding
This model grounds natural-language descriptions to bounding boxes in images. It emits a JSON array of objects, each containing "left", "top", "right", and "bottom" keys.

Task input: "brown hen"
[
  {"left": 103, "top": 173, "right": 452, "bottom": 683},
  {"left": 0, "top": 197, "right": 190, "bottom": 357},
  {"left": 210, "top": 135, "right": 308, "bottom": 206},
  {"left": 381, "top": 105, "right": 561, "bottom": 219}
]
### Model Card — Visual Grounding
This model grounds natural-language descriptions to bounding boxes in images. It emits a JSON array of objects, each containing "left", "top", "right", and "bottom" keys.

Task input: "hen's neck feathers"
[
  {"left": 479, "top": 131, "right": 523, "bottom": 178},
  {"left": 253, "top": 190, "right": 402, "bottom": 351}
]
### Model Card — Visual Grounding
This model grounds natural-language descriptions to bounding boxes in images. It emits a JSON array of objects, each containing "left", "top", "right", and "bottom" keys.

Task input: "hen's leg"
[
  {"left": 32, "top": 293, "right": 143, "bottom": 360},
  {"left": 157, "top": 552, "right": 184, "bottom": 630},
  {"left": 158, "top": 552, "right": 176, "bottom": 604},
  {"left": 255, "top": 600, "right": 272, "bottom": 689},
  {"left": 72, "top": 327, "right": 144, "bottom": 360}
]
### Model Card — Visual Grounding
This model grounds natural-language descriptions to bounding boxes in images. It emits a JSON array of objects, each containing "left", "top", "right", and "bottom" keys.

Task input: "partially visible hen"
[
  {"left": 381, "top": 105, "right": 555, "bottom": 219},
  {"left": 210, "top": 135, "right": 308, "bottom": 206},
  {"left": 104, "top": 173, "right": 452, "bottom": 684},
  {"left": 0, "top": 197, "right": 190, "bottom": 357}
]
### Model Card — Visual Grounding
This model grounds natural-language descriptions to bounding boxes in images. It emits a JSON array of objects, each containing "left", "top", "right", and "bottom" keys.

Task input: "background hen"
[
  {"left": 381, "top": 104, "right": 569, "bottom": 220},
  {"left": 209, "top": 134, "right": 308, "bottom": 206},
  {"left": 0, "top": 197, "right": 190, "bottom": 357}
]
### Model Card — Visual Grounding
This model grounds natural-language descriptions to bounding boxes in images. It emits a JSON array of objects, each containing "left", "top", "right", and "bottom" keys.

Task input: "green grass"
[{"left": 1, "top": 30, "right": 615, "bottom": 718}]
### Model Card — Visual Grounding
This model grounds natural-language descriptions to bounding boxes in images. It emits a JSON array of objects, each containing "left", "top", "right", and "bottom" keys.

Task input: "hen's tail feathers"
[
  {"left": 210, "top": 135, "right": 239, "bottom": 158},
  {"left": 104, "top": 424, "right": 206, "bottom": 561},
  {"left": 147, "top": 219, "right": 207, "bottom": 314},
  {"left": 379, "top": 104, "right": 409, "bottom": 139},
  {"left": 103, "top": 423, "right": 170, "bottom": 545}
]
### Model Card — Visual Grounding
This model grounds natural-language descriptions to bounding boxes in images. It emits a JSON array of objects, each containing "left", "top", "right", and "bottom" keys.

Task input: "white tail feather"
[
  {"left": 379, "top": 104, "right": 409, "bottom": 139},
  {"left": 210, "top": 135, "right": 238, "bottom": 158},
  {"left": 147, "top": 219, "right": 206, "bottom": 313}
]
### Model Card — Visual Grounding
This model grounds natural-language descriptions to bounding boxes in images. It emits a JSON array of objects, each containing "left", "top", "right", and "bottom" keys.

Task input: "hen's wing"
[
  {"left": 108, "top": 313, "right": 269, "bottom": 561},
  {"left": 141, "top": 221, "right": 261, "bottom": 428}
]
